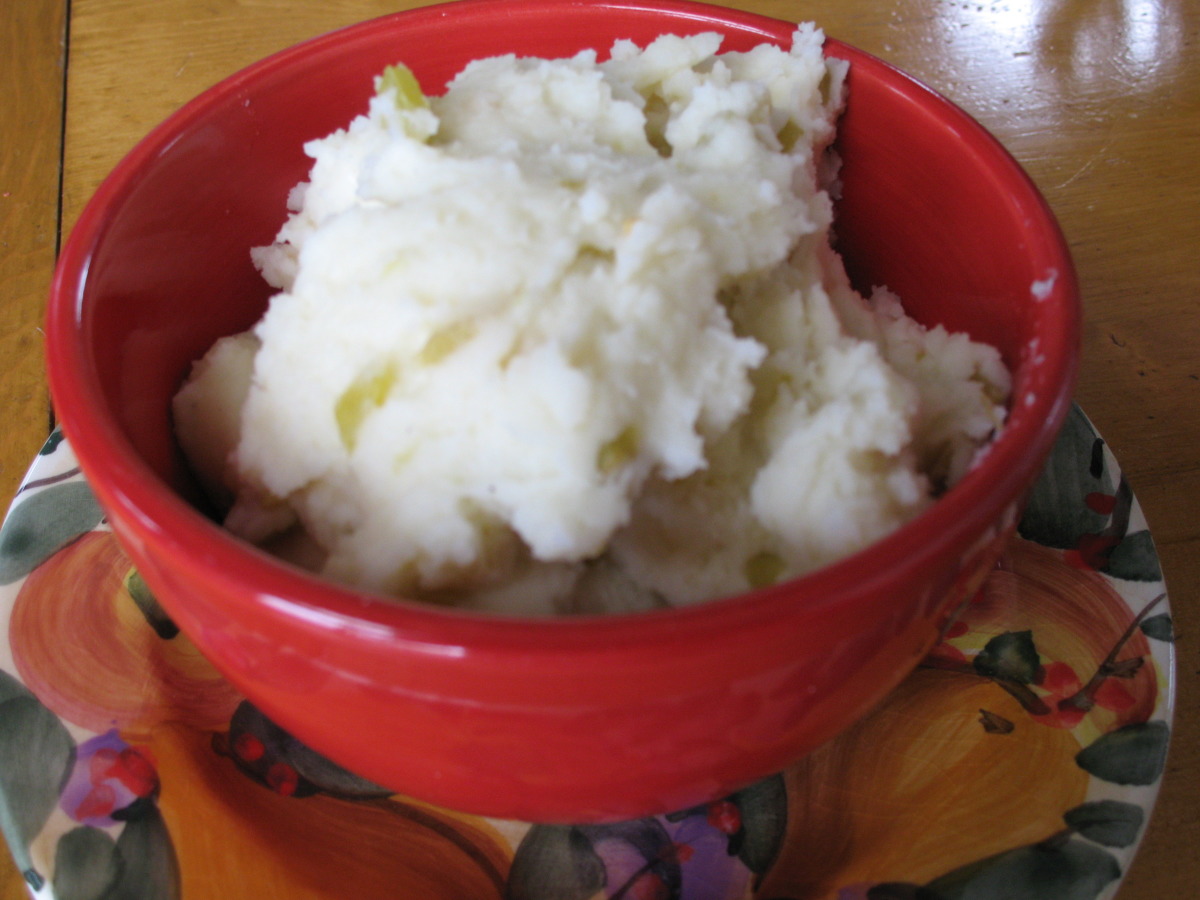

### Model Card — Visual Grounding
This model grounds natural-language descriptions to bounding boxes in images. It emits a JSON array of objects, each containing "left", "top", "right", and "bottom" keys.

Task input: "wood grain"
[
  {"left": 0, "top": 0, "right": 63, "bottom": 507},
  {"left": 3, "top": 0, "right": 1198, "bottom": 896}
]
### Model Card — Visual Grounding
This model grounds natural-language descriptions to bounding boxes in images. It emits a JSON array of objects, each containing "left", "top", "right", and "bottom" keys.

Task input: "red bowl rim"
[{"left": 45, "top": 0, "right": 1080, "bottom": 658}]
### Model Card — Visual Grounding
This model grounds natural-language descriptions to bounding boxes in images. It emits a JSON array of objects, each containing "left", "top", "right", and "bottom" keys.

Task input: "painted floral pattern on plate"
[{"left": 0, "top": 406, "right": 1174, "bottom": 900}]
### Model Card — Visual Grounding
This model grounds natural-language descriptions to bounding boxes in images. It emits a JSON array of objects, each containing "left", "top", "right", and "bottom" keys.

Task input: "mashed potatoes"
[{"left": 173, "top": 27, "right": 1011, "bottom": 615}]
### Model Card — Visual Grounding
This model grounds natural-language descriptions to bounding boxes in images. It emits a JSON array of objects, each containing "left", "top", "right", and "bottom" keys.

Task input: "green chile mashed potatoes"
[{"left": 173, "top": 27, "right": 1011, "bottom": 615}]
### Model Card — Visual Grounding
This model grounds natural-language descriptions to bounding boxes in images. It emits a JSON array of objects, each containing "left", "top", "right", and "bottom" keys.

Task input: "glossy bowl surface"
[{"left": 46, "top": 0, "right": 1079, "bottom": 822}]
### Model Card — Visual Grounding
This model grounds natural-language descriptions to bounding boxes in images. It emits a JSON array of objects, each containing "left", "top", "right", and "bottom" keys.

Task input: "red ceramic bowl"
[{"left": 46, "top": 0, "right": 1079, "bottom": 822}]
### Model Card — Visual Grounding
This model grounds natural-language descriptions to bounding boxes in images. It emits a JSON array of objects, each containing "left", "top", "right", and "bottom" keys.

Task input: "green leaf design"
[
  {"left": 0, "top": 482, "right": 105, "bottom": 584},
  {"left": 731, "top": 774, "right": 788, "bottom": 875},
  {"left": 579, "top": 819, "right": 681, "bottom": 899},
  {"left": 506, "top": 825, "right": 608, "bottom": 900},
  {"left": 101, "top": 806, "right": 180, "bottom": 900},
  {"left": 286, "top": 740, "right": 392, "bottom": 799},
  {"left": 1075, "top": 721, "right": 1170, "bottom": 786},
  {"left": 0, "top": 672, "right": 77, "bottom": 881},
  {"left": 1102, "top": 531, "right": 1163, "bottom": 582},
  {"left": 1018, "top": 405, "right": 1113, "bottom": 549},
  {"left": 53, "top": 826, "right": 123, "bottom": 900},
  {"left": 225, "top": 702, "right": 389, "bottom": 798},
  {"left": 973, "top": 631, "right": 1041, "bottom": 684},
  {"left": 38, "top": 430, "right": 66, "bottom": 457},
  {"left": 1063, "top": 800, "right": 1144, "bottom": 848},
  {"left": 508, "top": 818, "right": 688, "bottom": 900},
  {"left": 0, "top": 669, "right": 33, "bottom": 706},
  {"left": 51, "top": 810, "right": 179, "bottom": 900},
  {"left": 924, "top": 835, "right": 1120, "bottom": 900},
  {"left": 124, "top": 569, "right": 179, "bottom": 640},
  {"left": 1139, "top": 613, "right": 1174, "bottom": 642}
]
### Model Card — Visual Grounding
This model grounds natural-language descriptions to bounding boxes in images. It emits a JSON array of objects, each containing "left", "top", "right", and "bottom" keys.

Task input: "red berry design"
[
  {"left": 1094, "top": 677, "right": 1137, "bottom": 711},
  {"left": 1039, "top": 661, "right": 1081, "bottom": 694},
  {"left": 74, "top": 784, "right": 117, "bottom": 821},
  {"left": 233, "top": 732, "right": 267, "bottom": 763},
  {"left": 945, "top": 620, "right": 970, "bottom": 639},
  {"left": 266, "top": 761, "right": 300, "bottom": 797},
  {"left": 88, "top": 746, "right": 119, "bottom": 781},
  {"left": 112, "top": 747, "right": 158, "bottom": 797},
  {"left": 706, "top": 800, "right": 742, "bottom": 835},
  {"left": 1066, "top": 533, "right": 1121, "bottom": 570}
]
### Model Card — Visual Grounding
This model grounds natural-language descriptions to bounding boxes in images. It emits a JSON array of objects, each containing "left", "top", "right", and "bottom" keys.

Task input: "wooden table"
[{"left": 2, "top": 0, "right": 1197, "bottom": 896}]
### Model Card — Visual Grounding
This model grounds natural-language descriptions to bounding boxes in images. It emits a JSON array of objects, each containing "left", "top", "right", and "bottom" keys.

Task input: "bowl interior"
[{"left": 55, "top": 0, "right": 1076, "bottom": 606}]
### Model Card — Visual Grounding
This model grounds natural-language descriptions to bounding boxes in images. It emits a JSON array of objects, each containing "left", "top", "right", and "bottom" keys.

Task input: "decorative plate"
[{"left": 0, "top": 405, "right": 1173, "bottom": 900}]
